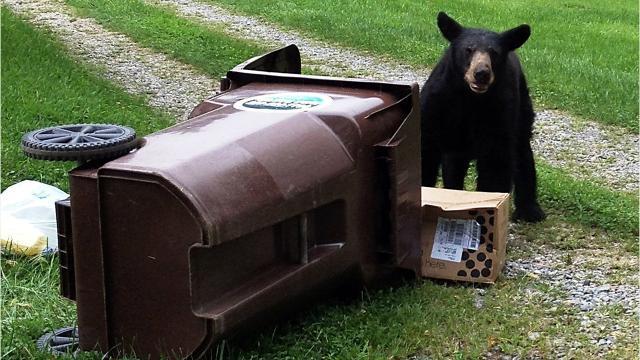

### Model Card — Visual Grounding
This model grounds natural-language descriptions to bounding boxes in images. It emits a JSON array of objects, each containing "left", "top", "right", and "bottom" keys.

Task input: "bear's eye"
[
  {"left": 465, "top": 47, "right": 474, "bottom": 54},
  {"left": 488, "top": 47, "right": 498, "bottom": 56}
]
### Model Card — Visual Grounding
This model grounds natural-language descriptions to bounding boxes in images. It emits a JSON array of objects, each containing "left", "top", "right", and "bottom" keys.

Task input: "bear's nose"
[{"left": 474, "top": 69, "right": 491, "bottom": 84}]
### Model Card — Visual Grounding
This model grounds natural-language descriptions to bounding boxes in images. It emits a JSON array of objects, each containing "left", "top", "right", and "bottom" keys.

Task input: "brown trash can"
[{"left": 60, "top": 45, "right": 422, "bottom": 359}]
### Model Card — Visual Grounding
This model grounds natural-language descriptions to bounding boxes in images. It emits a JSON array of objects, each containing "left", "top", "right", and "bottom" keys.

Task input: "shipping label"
[{"left": 430, "top": 217, "right": 481, "bottom": 262}]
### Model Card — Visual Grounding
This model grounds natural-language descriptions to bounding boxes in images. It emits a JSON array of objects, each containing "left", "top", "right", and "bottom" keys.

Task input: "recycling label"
[{"left": 233, "top": 92, "right": 333, "bottom": 113}]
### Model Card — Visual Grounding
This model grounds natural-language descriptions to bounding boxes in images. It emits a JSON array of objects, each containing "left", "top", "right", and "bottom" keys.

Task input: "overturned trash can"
[{"left": 37, "top": 45, "right": 422, "bottom": 359}]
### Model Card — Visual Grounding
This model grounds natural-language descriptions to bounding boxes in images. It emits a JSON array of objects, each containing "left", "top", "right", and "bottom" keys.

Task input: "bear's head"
[{"left": 437, "top": 12, "right": 530, "bottom": 94}]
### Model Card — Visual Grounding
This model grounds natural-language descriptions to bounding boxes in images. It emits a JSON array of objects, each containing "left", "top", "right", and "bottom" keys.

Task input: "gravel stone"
[
  {"left": 503, "top": 249, "right": 638, "bottom": 312},
  {"left": 532, "top": 111, "right": 639, "bottom": 192},
  {"left": 504, "top": 242, "right": 638, "bottom": 355}
]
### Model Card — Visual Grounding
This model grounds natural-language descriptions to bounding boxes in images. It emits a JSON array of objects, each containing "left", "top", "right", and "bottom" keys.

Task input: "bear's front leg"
[
  {"left": 421, "top": 135, "right": 442, "bottom": 187},
  {"left": 476, "top": 150, "right": 513, "bottom": 193},
  {"left": 442, "top": 153, "right": 470, "bottom": 190},
  {"left": 513, "top": 137, "right": 546, "bottom": 222}
]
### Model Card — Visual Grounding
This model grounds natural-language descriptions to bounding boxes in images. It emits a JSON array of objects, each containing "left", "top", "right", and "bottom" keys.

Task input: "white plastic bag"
[{"left": 1, "top": 180, "right": 69, "bottom": 255}]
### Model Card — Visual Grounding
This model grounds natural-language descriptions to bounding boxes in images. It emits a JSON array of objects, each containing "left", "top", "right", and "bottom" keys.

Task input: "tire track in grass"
[
  {"left": 3, "top": 0, "right": 217, "bottom": 120},
  {"left": 151, "top": 0, "right": 638, "bottom": 193}
]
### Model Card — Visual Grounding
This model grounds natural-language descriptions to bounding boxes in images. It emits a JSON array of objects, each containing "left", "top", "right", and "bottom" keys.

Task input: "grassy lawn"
[
  {"left": 531, "top": 163, "right": 637, "bottom": 252},
  {"left": 1, "top": 2, "right": 637, "bottom": 360},
  {"left": 208, "top": 0, "right": 639, "bottom": 132},
  {"left": 225, "top": 273, "right": 633, "bottom": 360},
  {"left": 1, "top": 254, "right": 77, "bottom": 360}
]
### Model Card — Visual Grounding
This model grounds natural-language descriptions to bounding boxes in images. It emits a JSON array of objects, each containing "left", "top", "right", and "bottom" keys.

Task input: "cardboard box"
[{"left": 421, "top": 187, "right": 510, "bottom": 283}]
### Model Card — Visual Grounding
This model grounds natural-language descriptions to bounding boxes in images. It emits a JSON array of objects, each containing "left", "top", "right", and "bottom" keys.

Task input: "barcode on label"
[
  {"left": 450, "top": 221, "right": 465, "bottom": 246},
  {"left": 467, "top": 220, "right": 481, "bottom": 250}
]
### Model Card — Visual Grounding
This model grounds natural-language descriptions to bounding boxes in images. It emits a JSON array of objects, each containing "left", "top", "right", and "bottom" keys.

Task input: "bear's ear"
[
  {"left": 501, "top": 24, "right": 531, "bottom": 51},
  {"left": 437, "top": 12, "right": 463, "bottom": 42}
]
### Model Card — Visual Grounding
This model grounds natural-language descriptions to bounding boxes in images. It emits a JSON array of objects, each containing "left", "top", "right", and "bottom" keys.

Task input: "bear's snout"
[
  {"left": 474, "top": 68, "right": 491, "bottom": 84},
  {"left": 464, "top": 51, "right": 494, "bottom": 94}
]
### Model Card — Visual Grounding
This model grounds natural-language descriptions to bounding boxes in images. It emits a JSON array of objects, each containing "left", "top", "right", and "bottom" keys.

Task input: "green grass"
[
  {"left": 536, "top": 162, "right": 638, "bottom": 252},
  {"left": 1, "top": 252, "right": 139, "bottom": 360},
  {"left": 0, "top": 8, "right": 175, "bottom": 192},
  {"left": 0, "top": 251, "right": 607, "bottom": 360},
  {"left": 227, "top": 278, "right": 546, "bottom": 359},
  {"left": 1, "top": 255, "right": 77, "bottom": 360},
  {"left": 208, "top": 0, "right": 639, "bottom": 131},
  {"left": 210, "top": 275, "right": 616, "bottom": 359},
  {"left": 64, "top": 0, "right": 266, "bottom": 80}
]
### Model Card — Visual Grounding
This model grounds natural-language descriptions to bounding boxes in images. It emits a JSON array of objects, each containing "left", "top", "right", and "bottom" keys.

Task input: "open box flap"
[{"left": 421, "top": 187, "right": 509, "bottom": 211}]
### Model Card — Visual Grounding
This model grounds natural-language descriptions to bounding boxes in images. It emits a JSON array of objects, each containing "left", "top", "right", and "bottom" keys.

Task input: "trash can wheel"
[
  {"left": 22, "top": 124, "right": 139, "bottom": 161},
  {"left": 36, "top": 326, "right": 79, "bottom": 356}
]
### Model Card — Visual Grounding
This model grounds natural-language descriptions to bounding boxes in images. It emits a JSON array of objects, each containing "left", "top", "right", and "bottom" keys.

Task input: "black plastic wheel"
[
  {"left": 37, "top": 326, "right": 79, "bottom": 356},
  {"left": 22, "top": 124, "right": 139, "bottom": 161}
]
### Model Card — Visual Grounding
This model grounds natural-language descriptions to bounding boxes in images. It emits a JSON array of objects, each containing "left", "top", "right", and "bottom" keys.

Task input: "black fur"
[{"left": 420, "top": 12, "right": 545, "bottom": 222}]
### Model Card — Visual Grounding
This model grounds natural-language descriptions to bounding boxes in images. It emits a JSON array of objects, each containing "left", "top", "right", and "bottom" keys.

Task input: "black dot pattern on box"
[{"left": 453, "top": 210, "right": 497, "bottom": 279}]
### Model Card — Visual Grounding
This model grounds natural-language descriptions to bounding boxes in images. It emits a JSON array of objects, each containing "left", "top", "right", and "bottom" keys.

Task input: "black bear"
[{"left": 420, "top": 12, "right": 545, "bottom": 222}]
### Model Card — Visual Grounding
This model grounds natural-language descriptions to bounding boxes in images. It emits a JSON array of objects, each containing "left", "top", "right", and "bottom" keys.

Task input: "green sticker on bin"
[{"left": 234, "top": 92, "right": 333, "bottom": 112}]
